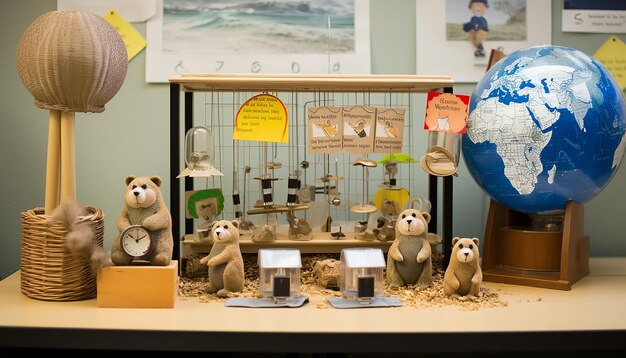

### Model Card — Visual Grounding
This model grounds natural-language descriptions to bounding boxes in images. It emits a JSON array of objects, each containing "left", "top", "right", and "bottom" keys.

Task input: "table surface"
[{"left": 1, "top": 257, "right": 626, "bottom": 353}]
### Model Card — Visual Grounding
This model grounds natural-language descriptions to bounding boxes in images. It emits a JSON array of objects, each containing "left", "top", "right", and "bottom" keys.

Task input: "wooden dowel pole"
[
  {"left": 44, "top": 110, "right": 61, "bottom": 214},
  {"left": 60, "top": 111, "right": 76, "bottom": 203}
]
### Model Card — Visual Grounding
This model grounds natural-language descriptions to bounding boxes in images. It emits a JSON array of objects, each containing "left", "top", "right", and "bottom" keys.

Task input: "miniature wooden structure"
[
  {"left": 97, "top": 261, "right": 178, "bottom": 308},
  {"left": 481, "top": 200, "right": 589, "bottom": 290}
]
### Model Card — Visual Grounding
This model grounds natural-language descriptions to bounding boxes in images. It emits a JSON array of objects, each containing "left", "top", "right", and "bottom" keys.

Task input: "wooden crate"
[{"left": 97, "top": 260, "right": 178, "bottom": 308}]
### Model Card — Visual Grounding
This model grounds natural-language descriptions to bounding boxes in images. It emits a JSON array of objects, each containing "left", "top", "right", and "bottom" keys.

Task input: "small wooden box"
[{"left": 97, "top": 261, "right": 178, "bottom": 308}]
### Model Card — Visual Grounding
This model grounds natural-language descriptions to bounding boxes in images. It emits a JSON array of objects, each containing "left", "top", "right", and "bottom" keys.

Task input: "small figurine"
[
  {"left": 443, "top": 237, "right": 483, "bottom": 299},
  {"left": 386, "top": 208, "right": 432, "bottom": 288},
  {"left": 111, "top": 176, "right": 173, "bottom": 266},
  {"left": 286, "top": 211, "right": 313, "bottom": 241},
  {"left": 463, "top": 0, "right": 489, "bottom": 57},
  {"left": 200, "top": 220, "right": 244, "bottom": 297}
]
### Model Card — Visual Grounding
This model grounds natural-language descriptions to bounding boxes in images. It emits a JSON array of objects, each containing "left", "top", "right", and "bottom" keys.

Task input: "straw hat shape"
[{"left": 16, "top": 10, "right": 128, "bottom": 113}]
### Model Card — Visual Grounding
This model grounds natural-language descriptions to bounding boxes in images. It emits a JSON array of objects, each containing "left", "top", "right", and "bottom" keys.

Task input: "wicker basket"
[{"left": 20, "top": 207, "right": 104, "bottom": 301}]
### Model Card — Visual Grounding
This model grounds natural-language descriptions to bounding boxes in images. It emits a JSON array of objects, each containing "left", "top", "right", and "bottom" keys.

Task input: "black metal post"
[
  {"left": 442, "top": 85, "right": 454, "bottom": 271},
  {"left": 443, "top": 175, "right": 453, "bottom": 270},
  {"left": 184, "top": 92, "right": 194, "bottom": 236},
  {"left": 428, "top": 174, "right": 438, "bottom": 235},
  {"left": 169, "top": 83, "right": 180, "bottom": 263}
]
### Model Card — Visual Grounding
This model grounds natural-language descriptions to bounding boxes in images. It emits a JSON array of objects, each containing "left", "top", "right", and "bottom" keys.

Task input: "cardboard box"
[{"left": 97, "top": 260, "right": 178, "bottom": 308}]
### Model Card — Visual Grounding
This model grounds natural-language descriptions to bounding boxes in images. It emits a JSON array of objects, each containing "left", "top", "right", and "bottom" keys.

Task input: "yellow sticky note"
[
  {"left": 234, "top": 94, "right": 289, "bottom": 143},
  {"left": 594, "top": 35, "right": 626, "bottom": 91},
  {"left": 104, "top": 8, "right": 147, "bottom": 61}
]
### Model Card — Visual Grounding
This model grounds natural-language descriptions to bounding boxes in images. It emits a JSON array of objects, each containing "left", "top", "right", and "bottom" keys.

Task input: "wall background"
[{"left": 1, "top": 0, "right": 625, "bottom": 279}]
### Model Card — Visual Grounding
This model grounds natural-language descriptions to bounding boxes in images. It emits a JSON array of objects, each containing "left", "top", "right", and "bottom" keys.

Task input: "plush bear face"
[
  {"left": 452, "top": 237, "right": 480, "bottom": 263},
  {"left": 396, "top": 208, "right": 431, "bottom": 236},
  {"left": 125, "top": 176, "right": 162, "bottom": 209},
  {"left": 211, "top": 220, "right": 240, "bottom": 244}
]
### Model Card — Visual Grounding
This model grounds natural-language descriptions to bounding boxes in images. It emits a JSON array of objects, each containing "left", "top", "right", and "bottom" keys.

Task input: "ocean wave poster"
[{"left": 146, "top": 0, "right": 371, "bottom": 82}]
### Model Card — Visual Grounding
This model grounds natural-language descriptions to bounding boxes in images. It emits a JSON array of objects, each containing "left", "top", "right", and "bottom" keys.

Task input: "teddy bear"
[
  {"left": 443, "top": 237, "right": 483, "bottom": 299},
  {"left": 200, "top": 219, "right": 244, "bottom": 297},
  {"left": 386, "top": 208, "right": 432, "bottom": 288},
  {"left": 111, "top": 176, "right": 173, "bottom": 266}
]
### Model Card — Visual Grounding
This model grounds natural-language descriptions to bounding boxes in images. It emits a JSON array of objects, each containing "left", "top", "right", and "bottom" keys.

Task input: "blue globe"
[{"left": 462, "top": 45, "right": 626, "bottom": 215}]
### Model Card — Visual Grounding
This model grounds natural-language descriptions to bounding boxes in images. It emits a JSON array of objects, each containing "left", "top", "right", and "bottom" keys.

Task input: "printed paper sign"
[
  {"left": 424, "top": 92, "right": 469, "bottom": 134},
  {"left": 343, "top": 106, "right": 376, "bottom": 154},
  {"left": 307, "top": 106, "right": 343, "bottom": 154},
  {"left": 375, "top": 108, "right": 405, "bottom": 153},
  {"left": 234, "top": 94, "right": 288, "bottom": 143}
]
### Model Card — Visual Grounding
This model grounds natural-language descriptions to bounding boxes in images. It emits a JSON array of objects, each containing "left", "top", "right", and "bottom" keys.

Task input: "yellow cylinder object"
[
  {"left": 16, "top": 10, "right": 128, "bottom": 113},
  {"left": 374, "top": 187, "right": 409, "bottom": 216}
]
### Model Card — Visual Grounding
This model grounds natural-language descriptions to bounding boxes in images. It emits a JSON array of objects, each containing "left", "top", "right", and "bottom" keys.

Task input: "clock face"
[{"left": 121, "top": 225, "right": 151, "bottom": 258}]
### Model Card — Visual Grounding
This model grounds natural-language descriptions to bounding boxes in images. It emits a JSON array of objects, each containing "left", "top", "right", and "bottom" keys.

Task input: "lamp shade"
[{"left": 16, "top": 10, "right": 128, "bottom": 113}]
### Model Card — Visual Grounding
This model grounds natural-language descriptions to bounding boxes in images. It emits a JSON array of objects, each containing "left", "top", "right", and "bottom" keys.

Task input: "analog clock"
[{"left": 120, "top": 225, "right": 152, "bottom": 259}]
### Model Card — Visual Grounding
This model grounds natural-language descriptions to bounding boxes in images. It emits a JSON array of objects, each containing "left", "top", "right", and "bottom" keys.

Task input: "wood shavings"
[{"left": 179, "top": 252, "right": 507, "bottom": 310}]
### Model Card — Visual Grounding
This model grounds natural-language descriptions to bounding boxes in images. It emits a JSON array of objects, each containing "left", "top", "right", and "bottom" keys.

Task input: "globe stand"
[{"left": 481, "top": 199, "right": 589, "bottom": 290}]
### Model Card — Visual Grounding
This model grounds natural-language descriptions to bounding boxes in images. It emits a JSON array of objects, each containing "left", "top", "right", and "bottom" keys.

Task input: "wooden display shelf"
[
  {"left": 182, "top": 232, "right": 442, "bottom": 256},
  {"left": 170, "top": 73, "right": 454, "bottom": 93}
]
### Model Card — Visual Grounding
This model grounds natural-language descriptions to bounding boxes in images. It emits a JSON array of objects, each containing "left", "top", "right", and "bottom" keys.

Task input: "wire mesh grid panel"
[{"left": 190, "top": 89, "right": 432, "bottom": 234}]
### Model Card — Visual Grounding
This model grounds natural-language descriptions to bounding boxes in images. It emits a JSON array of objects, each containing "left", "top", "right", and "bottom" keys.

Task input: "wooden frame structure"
[{"left": 169, "top": 73, "right": 456, "bottom": 271}]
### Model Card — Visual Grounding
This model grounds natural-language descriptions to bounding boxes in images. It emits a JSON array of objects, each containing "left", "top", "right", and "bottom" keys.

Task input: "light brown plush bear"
[
  {"left": 200, "top": 220, "right": 244, "bottom": 297},
  {"left": 443, "top": 237, "right": 482, "bottom": 299},
  {"left": 386, "top": 208, "right": 432, "bottom": 288},
  {"left": 111, "top": 176, "right": 173, "bottom": 266}
]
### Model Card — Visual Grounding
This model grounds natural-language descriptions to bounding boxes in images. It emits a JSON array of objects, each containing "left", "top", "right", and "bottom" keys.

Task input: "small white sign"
[{"left": 563, "top": 9, "right": 626, "bottom": 33}]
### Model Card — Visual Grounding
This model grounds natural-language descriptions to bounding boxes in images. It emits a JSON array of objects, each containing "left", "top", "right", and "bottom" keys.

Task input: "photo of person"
[
  {"left": 443, "top": 0, "right": 530, "bottom": 68},
  {"left": 463, "top": 0, "right": 490, "bottom": 57}
]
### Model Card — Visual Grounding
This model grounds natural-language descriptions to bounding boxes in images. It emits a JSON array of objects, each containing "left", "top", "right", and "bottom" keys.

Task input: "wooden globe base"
[{"left": 481, "top": 199, "right": 590, "bottom": 290}]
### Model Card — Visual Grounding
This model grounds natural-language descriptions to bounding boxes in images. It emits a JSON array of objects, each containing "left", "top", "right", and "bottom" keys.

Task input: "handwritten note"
[
  {"left": 594, "top": 35, "right": 626, "bottom": 91},
  {"left": 234, "top": 94, "right": 288, "bottom": 143},
  {"left": 104, "top": 8, "right": 147, "bottom": 61},
  {"left": 424, "top": 92, "right": 469, "bottom": 134}
]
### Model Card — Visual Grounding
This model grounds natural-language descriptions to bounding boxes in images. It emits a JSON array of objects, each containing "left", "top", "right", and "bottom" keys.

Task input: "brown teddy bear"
[
  {"left": 386, "top": 208, "right": 432, "bottom": 288},
  {"left": 200, "top": 219, "right": 244, "bottom": 297},
  {"left": 443, "top": 237, "right": 483, "bottom": 299},
  {"left": 111, "top": 176, "right": 173, "bottom": 266}
]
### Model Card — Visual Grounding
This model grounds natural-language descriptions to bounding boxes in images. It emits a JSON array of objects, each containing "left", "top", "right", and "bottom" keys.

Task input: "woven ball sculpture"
[
  {"left": 17, "top": 10, "right": 128, "bottom": 113},
  {"left": 16, "top": 10, "right": 128, "bottom": 213}
]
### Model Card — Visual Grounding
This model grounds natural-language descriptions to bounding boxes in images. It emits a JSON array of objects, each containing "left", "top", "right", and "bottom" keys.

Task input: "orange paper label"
[{"left": 424, "top": 92, "right": 469, "bottom": 134}]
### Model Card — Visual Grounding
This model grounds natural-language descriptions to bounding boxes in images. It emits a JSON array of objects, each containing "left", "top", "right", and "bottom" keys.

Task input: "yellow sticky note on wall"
[
  {"left": 594, "top": 35, "right": 626, "bottom": 91},
  {"left": 104, "top": 8, "right": 147, "bottom": 61}
]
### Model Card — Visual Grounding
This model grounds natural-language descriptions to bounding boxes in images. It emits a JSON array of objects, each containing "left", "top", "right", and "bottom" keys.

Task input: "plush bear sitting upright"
[
  {"left": 200, "top": 220, "right": 244, "bottom": 297},
  {"left": 386, "top": 208, "right": 432, "bottom": 288},
  {"left": 111, "top": 176, "right": 173, "bottom": 266},
  {"left": 443, "top": 237, "right": 482, "bottom": 299}
]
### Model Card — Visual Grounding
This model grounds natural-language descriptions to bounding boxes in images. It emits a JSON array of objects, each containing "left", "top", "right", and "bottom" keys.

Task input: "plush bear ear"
[
  {"left": 421, "top": 211, "right": 431, "bottom": 224},
  {"left": 125, "top": 176, "right": 136, "bottom": 186},
  {"left": 231, "top": 220, "right": 239, "bottom": 229},
  {"left": 472, "top": 237, "right": 479, "bottom": 246},
  {"left": 150, "top": 176, "right": 162, "bottom": 187},
  {"left": 452, "top": 237, "right": 460, "bottom": 246}
]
